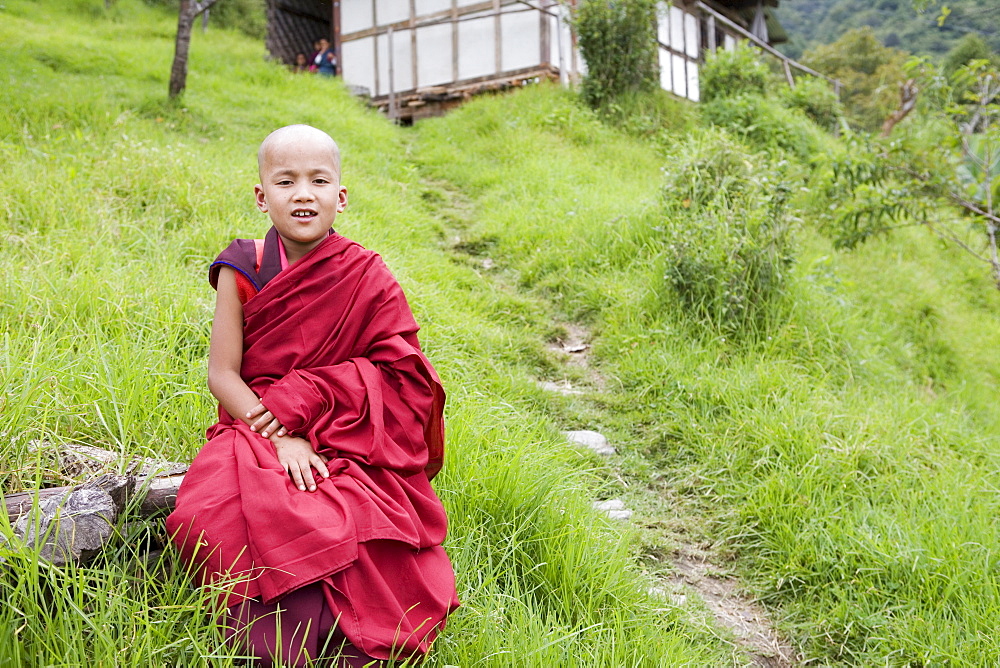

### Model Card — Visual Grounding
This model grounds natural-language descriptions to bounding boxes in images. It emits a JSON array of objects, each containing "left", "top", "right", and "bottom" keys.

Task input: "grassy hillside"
[{"left": 3, "top": 0, "right": 1000, "bottom": 666}]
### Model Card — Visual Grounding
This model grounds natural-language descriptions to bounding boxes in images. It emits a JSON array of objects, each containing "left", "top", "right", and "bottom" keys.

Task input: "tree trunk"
[
  {"left": 881, "top": 79, "right": 919, "bottom": 138},
  {"left": 168, "top": 0, "right": 221, "bottom": 99}
]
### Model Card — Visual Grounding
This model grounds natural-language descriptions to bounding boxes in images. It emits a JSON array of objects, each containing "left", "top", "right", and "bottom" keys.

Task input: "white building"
[{"left": 265, "top": 0, "right": 788, "bottom": 121}]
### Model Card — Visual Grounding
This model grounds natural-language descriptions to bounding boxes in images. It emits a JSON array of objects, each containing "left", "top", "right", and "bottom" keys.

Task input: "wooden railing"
[{"left": 694, "top": 1, "right": 843, "bottom": 96}]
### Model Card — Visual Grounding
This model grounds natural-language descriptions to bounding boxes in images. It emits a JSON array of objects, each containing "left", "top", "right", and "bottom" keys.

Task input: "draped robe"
[{"left": 165, "top": 230, "right": 458, "bottom": 660}]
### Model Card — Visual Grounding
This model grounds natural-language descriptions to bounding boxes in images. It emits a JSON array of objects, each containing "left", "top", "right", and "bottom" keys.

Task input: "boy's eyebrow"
[{"left": 267, "top": 166, "right": 337, "bottom": 178}]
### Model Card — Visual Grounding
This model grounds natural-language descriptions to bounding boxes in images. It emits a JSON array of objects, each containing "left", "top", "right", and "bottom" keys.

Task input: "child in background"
[
  {"left": 313, "top": 38, "right": 338, "bottom": 77},
  {"left": 166, "top": 124, "right": 459, "bottom": 667}
]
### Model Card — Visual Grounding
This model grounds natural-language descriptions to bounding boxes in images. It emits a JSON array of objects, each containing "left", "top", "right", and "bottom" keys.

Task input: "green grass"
[{"left": 4, "top": 0, "right": 1000, "bottom": 665}]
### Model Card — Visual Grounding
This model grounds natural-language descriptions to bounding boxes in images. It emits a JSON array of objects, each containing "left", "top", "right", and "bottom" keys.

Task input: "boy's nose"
[{"left": 293, "top": 185, "right": 315, "bottom": 201}]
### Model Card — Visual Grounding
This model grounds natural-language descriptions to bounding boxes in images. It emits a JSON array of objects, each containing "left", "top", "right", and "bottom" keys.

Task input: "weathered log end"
[
  {"left": 3, "top": 444, "right": 189, "bottom": 565},
  {"left": 2, "top": 474, "right": 134, "bottom": 566}
]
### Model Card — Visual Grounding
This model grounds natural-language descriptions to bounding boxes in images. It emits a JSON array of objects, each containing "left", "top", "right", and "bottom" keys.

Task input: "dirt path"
[{"left": 545, "top": 323, "right": 799, "bottom": 667}]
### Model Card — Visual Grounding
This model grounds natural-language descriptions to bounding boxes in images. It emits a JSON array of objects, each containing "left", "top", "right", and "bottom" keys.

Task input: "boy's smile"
[{"left": 254, "top": 126, "right": 348, "bottom": 263}]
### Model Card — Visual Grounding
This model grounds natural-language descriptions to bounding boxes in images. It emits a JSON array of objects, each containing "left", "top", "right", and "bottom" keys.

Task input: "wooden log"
[
  {"left": 1, "top": 474, "right": 133, "bottom": 565},
  {"left": 2, "top": 444, "right": 189, "bottom": 565}
]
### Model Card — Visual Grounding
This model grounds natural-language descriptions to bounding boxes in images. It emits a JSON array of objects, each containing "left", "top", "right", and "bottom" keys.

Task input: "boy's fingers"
[
  {"left": 246, "top": 402, "right": 266, "bottom": 419},
  {"left": 311, "top": 455, "right": 330, "bottom": 478},
  {"left": 249, "top": 412, "right": 274, "bottom": 432},
  {"left": 261, "top": 418, "right": 281, "bottom": 438},
  {"left": 300, "top": 463, "right": 317, "bottom": 491},
  {"left": 287, "top": 463, "right": 306, "bottom": 492}
]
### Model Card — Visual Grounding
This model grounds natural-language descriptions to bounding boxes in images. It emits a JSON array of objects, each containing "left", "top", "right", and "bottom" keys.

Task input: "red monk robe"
[{"left": 166, "top": 229, "right": 459, "bottom": 663}]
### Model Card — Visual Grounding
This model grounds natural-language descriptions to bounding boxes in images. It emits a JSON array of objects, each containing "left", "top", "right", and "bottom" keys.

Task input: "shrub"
[
  {"left": 143, "top": 0, "right": 266, "bottom": 39},
  {"left": 779, "top": 77, "right": 844, "bottom": 131},
  {"left": 595, "top": 88, "right": 696, "bottom": 138},
  {"left": 575, "top": 0, "right": 659, "bottom": 109},
  {"left": 658, "top": 133, "right": 796, "bottom": 336},
  {"left": 701, "top": 93, "right": 825, "bottom": 160},
  {"left": 700, "top": 44, "right": 769, "bottom": 103}
]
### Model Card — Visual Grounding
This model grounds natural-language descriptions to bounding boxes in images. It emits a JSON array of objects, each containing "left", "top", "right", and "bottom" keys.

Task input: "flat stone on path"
[
  {"left": 593, "top": 498, "right": 633, "bottom": 521},
  {"left": 564, "top": 430, "right": 616, "bottom": 456},
  {"left": 537, "top": 380, "right": 585, "bottom": 396}
]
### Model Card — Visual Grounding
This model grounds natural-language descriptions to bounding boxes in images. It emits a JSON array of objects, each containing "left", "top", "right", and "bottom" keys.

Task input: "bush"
[
  {"left": 143, "top": 0, "right": 266, "bottom": 39},
  {"left": 595, "top": 88, "right": 696, "bottom": 138},
  {"left": 575, "top": 0, "right": 659, "bottom": 109},
  {"left": 701, "top": 93, "right": 825, "bottom": 160},
  {"left": 780, "top": 77, "right": 843, "bottom": 131},
  {"left": 700, "top": 44, "right": 770, "bottom": 103},
  {"left": 658, "top": 133, "right": 796, "bottom": 336},
  {"left": 208, "top": 0, "right": 266, "bottom": 40},
  {"left": 943, "top": 34, "right": 1000, "bottom": 78}
]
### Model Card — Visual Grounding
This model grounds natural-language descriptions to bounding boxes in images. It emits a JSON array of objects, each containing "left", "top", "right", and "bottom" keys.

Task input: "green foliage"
[
  {"left": 592, "top": 88, "right": 697, "bottom": 138},
  {"left": 700, "top": 44, "right": 770, "bottom": 103},
  {"left": 574, "top": 0, "right": 659, "bottom": 109},
  {"left": 658, "top": 133, "right": 795, "bottom": 336},
  {"left": 207, "top": 0, "right": 266, "bottom": 39},
  {"left": 944, "top": 34, "right": 999, "bottom": 77},
  {"left": 779, "top": 76, "right": 844, "bottom": 130},
  {"left": 803, "top": 27, "right": 908, "bottom": 131},
  {"left": 814, "top": 133, "right": 916, "bottom": 248},
  {"left": 775, "top": 0, "right": 1000, "bottom": 60},
  {"left": 143, "top": 0, "right": 267, "bottom": 38},
  {"left": 700, "top": 93, "right": 827, "bottom": 160}
]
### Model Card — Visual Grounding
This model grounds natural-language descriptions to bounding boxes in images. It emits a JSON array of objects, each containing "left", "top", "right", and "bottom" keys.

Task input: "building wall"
[
  {"left": 656, "top": 1, "right": 738, "bottom": 102},
  {"left": 339, "top": 0, "right": 574, "bottom": 98}
]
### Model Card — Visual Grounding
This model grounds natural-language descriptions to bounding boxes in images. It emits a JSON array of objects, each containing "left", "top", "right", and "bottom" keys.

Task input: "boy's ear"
[
  {"left": 254, "top": 184, "right": 268, "bottom": 213},
  {"left": 337, "top": 185, "right": 348, "bottom": 213}
]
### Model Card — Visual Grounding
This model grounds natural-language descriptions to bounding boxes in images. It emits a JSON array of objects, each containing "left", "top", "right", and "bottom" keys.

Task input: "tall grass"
[{"left": 6, "top": 1, "right": 1000, "bottom": 664}]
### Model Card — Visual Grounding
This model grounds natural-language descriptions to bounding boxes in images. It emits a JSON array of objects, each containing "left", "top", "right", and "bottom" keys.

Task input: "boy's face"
[{"left": 255, "top": 133, "right": 347, "bottom": 258}]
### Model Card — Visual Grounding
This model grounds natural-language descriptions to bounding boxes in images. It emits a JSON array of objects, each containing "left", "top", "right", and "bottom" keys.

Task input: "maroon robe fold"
[{"left": 166, "top": 231, "right": 458, "bottom": 660}]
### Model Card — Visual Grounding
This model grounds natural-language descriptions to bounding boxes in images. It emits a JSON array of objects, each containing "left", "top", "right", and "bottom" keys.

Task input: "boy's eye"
[{"left": 313, "top": 178, "right": 329, "bottom": 184}]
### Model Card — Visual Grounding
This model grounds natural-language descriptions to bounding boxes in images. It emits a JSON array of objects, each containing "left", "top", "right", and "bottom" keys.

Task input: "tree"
[
  {"left": 802, "top": 27, "right": 908, "bottom": 131},
  {"left": 824, "top": 57, "right": 1000, "bottom": 289},
  {"left": 944, "top": 34, "right": 999, "bottom": 78},
  {"left": 168, "top": 0, "right": 223, "bottom": 99}
]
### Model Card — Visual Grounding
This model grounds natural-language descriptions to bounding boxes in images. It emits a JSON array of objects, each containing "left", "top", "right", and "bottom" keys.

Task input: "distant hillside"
[{"left": 776, "top": 0, "right": 1000, "bottom": 59}]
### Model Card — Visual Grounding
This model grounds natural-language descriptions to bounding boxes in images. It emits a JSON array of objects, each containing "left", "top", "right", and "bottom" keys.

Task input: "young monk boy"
[{"left": 166, "top": 124, "right": 459, "bottom": 667}]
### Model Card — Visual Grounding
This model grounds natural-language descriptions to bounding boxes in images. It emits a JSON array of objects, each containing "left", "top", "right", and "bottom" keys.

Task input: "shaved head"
[{"left": 257, "top": 124, "right": 341, "bottom": 179}]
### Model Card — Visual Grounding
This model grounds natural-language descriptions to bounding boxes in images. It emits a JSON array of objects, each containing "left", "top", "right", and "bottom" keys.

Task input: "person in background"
[
  {"left": 292, "top": 53, "right": 308, "bottom": 74},
  {"left": 314, "top": 38, "right": 337, "bottom": 77},
  {"left": 308, "top": 40, "right": 321, "bottom": 73}
]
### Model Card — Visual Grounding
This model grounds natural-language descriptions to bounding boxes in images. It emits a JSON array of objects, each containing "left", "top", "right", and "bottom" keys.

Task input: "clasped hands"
[{"left": 246, "top": 402, "right": 329, "bottom": 493}]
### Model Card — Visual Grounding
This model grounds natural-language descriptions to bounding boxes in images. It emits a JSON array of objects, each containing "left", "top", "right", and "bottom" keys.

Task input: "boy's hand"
[
  {"left": 271, "top": 434, "right": 330, "bottom": 492},
  {"left": 246, "top": 401, "right": 287, "bottom": 439}
]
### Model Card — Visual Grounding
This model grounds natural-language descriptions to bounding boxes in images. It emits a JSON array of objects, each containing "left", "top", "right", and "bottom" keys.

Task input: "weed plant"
[
  {"left": 699, "top": 44, "right": 770, "bottom": 103},
  {"left": 657, "top": 132, "right": 796, "bottom": 337}
]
